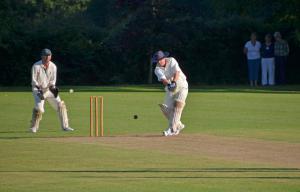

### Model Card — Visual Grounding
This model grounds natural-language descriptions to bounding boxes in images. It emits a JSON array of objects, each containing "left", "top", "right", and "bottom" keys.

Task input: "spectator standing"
[
  {"left": 274, "top": 32, "right": 289, "bottom": 84},
  {"left": 261, "top": 34, "right": 275, "bottom": 86},
  {"left": 244, "top": 32, "right": 261, "bottom": 86}
]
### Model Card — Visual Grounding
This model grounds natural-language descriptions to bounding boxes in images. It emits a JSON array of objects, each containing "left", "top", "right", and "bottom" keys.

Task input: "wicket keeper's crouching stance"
[
  {"left": 29, "top": 48, "right": 74, "bottom": 133},
  {"left": 153, "top": 50, "right": 188, "bottom": 136}
]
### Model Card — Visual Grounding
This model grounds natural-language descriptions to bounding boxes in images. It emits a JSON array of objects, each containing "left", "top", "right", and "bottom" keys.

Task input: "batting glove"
[{"left": 167, "top": 81, "right": 177, "bottom": 92}]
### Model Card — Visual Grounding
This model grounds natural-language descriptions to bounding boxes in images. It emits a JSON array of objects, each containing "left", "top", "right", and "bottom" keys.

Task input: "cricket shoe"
[
  {"left": 174, "top": 123, "right": 185, "bottom": 135},
  {"left": 163, "top": 128, "right": 174, "bottom": 136},
  {"left": 178, "top": 122, "right": 185, "bottom": 131},
  {"left": 63, "top": 127, "right": 74, "bottom": 131},
  {"left": 30, "top": 127, "right": 37, "bottom": 133}
]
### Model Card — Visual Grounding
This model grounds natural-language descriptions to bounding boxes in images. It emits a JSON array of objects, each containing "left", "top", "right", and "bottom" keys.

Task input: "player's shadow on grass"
[
  {"left": 0, "top": 131, "right": 30, "bottom": 134},
  {"left": 0, "top": 129, "right": 58, "bottom": 134},
  {"left": 189, "top": 86, "right": 300, "bottom": 94},
  {"left": 0, "top": 129, "right": 71, "bottom": 139},
  {"left": 78, "top": 176, "right": 300, "bottom": 179},
  {"left": 2, "top": 168, "right": 299, "bottom": 173},
  {"left": 1, "top": 85, "right": 300, "bottom": 94},
  {"left": 1, "top": 168, "right": 299, "bottom": 179},
  {"left": 0, "top": 134, "right": 164, "bottom": 139}
]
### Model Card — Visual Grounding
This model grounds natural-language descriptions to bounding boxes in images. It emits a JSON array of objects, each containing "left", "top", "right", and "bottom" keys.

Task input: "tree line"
[{"left": 0, "top": 0, "right": 299, "bottom": 86}]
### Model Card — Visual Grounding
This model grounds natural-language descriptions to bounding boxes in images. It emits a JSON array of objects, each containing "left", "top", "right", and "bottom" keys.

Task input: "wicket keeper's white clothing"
[
  {"left": 31, "top": 60, "right": 61, "bottom": 113},
  {"left": 32, "top": 60, "right": 57, "bottom": 91},
  {"left": 155, "top": 57, "right": 188, "bottom": 106},
  {"left": 29, "top": 50, "right": 73, "bottom": 133}
]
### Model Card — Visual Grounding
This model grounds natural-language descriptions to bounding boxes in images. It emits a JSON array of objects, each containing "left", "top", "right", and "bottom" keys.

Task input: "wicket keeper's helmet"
[{"left": 41, "top": 48, "right": 52, "bottom": 56}]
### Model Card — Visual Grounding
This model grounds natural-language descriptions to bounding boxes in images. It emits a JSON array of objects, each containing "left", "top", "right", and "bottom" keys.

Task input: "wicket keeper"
[
  {"left": 29, "top": 48, "right": 74, "bottom": 133},
  {"left": 153, "top": 50, "right": 188, "bottom": 136}
]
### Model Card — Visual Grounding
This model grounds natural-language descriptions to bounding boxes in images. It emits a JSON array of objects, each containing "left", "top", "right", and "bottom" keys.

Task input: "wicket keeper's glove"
[
  {"left": 36, "top": 86, "right": 44, "bottom": 100},
  {"left": 167, "top": 81, "right": 177, "bottom": 92},
  {"left": 49, "top": 85, "right": 59, "bottom": 98}
]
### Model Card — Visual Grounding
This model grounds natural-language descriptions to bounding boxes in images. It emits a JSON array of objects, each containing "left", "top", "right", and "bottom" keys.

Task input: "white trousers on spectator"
[{"left": 261, "top": 58, "right": 275, "bottom": 85}]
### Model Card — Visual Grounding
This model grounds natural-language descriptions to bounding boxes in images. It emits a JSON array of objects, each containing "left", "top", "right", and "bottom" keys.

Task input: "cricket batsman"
[
  {"left": 29, "top": 48, "right": 74, "bottom": 133},
  {"left": 153, "top": 50, "right": 188, "bottom": 136}
]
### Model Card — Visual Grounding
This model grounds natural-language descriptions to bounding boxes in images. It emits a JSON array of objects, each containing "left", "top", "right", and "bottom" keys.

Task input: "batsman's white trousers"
[
  {"left": 164, "top": 87, "right": 188, "bottom": 108},
  {"left": 261, "top": 58, "right": 275, "bottom": 85},
  {"left": 32, "top": 88, "right": 62, "bottom": 113}
]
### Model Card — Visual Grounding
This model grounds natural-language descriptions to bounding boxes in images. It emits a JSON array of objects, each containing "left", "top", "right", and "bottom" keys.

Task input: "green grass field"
[{"left": 1, "top": 86, "right": 300, "bottom": 191}]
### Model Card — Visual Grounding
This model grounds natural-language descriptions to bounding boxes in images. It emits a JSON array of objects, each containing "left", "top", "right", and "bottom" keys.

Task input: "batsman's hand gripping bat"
[{"left": 167, "top": 81, "right": 177, "bottom": 92}]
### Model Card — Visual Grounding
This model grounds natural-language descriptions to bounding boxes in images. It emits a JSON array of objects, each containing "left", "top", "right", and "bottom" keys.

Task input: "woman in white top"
[{"left": 244, "top": 32, "right": 261, "bottom": 86}]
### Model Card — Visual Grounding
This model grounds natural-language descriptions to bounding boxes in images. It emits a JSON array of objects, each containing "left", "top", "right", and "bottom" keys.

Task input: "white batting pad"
[
  {"left": 30, "top": 108, "right": 42, "bottom": 129},
  {"left": 58, "top": 101, "right": 69, "bottom": 129},
  {"left": 171, "top": 106, "right": 184, "bottom": 132}
]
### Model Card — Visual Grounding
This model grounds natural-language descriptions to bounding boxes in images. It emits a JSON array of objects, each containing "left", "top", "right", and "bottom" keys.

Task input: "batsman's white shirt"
[
  {"left": 154, "top": 57, "right": 188, "bottom": 106},
  {"left": 154, "top": 57, "right": 188, "bottom": 89},
  {"left": 31, "top": 60, "right": 57, "bottom": 90}
]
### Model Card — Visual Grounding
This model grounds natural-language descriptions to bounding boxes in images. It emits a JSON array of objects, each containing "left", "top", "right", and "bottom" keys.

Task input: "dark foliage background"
[{"left": 0, "top": 0, "right": 299, "bottom": 85}]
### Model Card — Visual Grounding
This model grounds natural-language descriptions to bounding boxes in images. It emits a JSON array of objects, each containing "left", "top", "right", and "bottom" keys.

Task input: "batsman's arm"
[
  {"left": 169, "top": 58, "right": 180, "bottom": 83},
  {"left": 154, "top": 67, "right": 169, "bottom": 86},
  {"left": 161, "top": 79, "right": 170, "bottom": 86},
  {"left": 173, "top": 71, "right": 180, "bottom": 82},
  {"left": 31, "top": 66, "right": 40, "bottom": 88}
]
